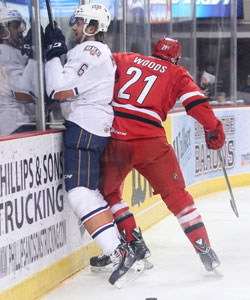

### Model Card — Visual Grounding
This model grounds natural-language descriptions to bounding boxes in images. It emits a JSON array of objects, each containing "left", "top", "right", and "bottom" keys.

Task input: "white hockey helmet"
[
  {"left": 0, "top": 7, "right": 25, "bottom": 40},
  {"left": 70, "top": 3, "right": 111, "bottom": 36}
]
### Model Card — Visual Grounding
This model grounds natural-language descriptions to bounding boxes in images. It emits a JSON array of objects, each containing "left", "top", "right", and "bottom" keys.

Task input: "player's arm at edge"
[
  {"left": 184, "top": 98, "right": 225, "bottom": 150},
  {"left": 45, "top": 57, "right": 78, "bottom": 101}
]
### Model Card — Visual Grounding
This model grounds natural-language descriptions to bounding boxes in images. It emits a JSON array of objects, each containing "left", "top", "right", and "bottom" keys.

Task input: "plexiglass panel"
[
  {"left": 0, "top": 0, "right": 37, "bottom": 135},
  {"left": 171, "top": 0, "right": 196, "bottom": 78},
  {"left": 196, "top": 1, "right": 234, "bottom": 106},
  {"left": 0, "top": 0, "right": 247, "bottom": 136},
  {"left": 125, "top": 0, "right": 151, "bottom": 55}
]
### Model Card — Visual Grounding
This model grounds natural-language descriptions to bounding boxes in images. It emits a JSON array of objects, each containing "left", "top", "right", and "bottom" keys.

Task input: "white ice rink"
[{"left": 41, "top": 186, "right": 250, "bottom": 300}]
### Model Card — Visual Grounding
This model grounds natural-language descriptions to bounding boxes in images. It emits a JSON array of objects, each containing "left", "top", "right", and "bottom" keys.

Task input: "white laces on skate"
[{"left": 110, "top": 249, "right": 122, "bottom": 271}]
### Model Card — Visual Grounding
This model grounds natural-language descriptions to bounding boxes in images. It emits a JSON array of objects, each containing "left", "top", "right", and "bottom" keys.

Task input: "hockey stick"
[
  {"left": 217, "top": 149, "right": 239, "bottom": 218},
  {"left": 45, "top": 0, "right": 55, "bottom": 30}
]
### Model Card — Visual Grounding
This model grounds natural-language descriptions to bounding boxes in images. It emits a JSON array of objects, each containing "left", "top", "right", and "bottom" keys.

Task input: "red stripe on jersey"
[
  {"left": 113, "top": 106, "right": 162, "bottom": 127},
  {"left": 111, "top": 115, "right": 166, "bottom": 140}
]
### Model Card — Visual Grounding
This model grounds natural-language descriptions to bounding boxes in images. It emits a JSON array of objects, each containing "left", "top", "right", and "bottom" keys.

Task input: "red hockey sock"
[
  {"left": 176, "top": 205, "right": 210, "bottom": 252},
  {"left": 185, "top": 223, "right": 210, "bottom": 252},
  {"left": 116, "top": 216, "right": 137, "bottom": 242},
  {"left": 111, "top": 201, "right": 137, "bottom": 242}
]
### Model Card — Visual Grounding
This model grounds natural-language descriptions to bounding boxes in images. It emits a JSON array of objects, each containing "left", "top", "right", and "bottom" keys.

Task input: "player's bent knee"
[
  {"left": 67, "top": 186, "right": 109, "bottom": 220},
  {"left": 110, "top": 200, "right": 134, "bottom": 223},
  {"left": 111, "top": 200, "right": 129, "bottom": 215},
  {"left": 163, "top": 189, "right": 194, "bottom": 215},
  {"left": 102, "top": 190, "right": 123, "bottom": 207}
]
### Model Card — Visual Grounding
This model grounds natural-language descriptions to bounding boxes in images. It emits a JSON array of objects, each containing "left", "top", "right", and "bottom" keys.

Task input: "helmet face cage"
[
  {"left": 71, "top": 3, "right": 111, "bottom": 35},
  {"left": 153, "top": 36, "right": 181, "bottom": 65}
]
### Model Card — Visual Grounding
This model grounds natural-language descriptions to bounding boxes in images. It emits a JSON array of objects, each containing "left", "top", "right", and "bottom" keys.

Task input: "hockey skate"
[
  {"left": 109, "top": 243, "right": 145, "bottom": 288},
  {"left": 90, "top": 227, "right": 153, "bottom": 272},
  {"left": 90, "top": 254, "right": 112, "bottom": 273},
  {"left": 195, "top": 238, "right": 221, "bottom": 275},
  {"left": 130, "top": 227, "right": 153, "bottom": 269}
]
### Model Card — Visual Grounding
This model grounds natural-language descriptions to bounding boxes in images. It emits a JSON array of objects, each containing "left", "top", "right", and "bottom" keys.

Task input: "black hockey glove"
[
  {"left": 45, "top": 23, "right": 67, "bottom": 61},
  {"left": 21, "top": 27, "right": 45, "bottom": 59}
]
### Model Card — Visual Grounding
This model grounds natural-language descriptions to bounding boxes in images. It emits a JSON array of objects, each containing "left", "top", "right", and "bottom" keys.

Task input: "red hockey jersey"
[{"left": 112, "top": 52, "right": 218, "bottom": 140}]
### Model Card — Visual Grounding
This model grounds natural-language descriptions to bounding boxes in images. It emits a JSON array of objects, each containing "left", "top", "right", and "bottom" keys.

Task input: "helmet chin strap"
[
  {"left": 1, "top": 27, "right": 21, "bottom": 49},
  {"left": 81, "top": 23, "right": 98, "bottom": 43},
  {"left": 0, "top": 25, "right": 11, "bottom": 40}
]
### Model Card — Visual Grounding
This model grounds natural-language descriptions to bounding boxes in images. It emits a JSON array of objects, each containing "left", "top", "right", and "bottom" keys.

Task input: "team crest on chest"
[
  {"left": 104, "top": 126, "right": 110, "bottom": 133},
  {"left": 84, "top": 45, "right": 101, "bottom": 57}
]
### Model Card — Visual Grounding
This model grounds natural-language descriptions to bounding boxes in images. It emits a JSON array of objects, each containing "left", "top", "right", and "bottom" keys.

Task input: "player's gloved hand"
[
  {"left": 45, "top": 23, "right": 67, "bottom": 61},
  {"left": 204, "top": 120, "right": 225, "bottom": 150},
  {"left": 21, "top": 28, "right": 33, "bottom": 58},
  {"left": 21, "top": 27, "right": 45, "bottom": 59}
]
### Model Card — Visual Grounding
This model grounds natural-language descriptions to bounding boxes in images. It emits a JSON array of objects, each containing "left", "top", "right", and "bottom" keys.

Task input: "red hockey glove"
[{"left": 204, "top": 120, "right": 225, "bottom": 150}]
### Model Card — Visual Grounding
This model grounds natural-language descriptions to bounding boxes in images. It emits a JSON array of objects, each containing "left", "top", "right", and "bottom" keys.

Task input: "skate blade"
[
  {"left": 90, "top": 258, "right": 152, "bottom": 273},
  {"left": 143, "top": 258, "right": 153, "bottom": 270},
  {"left": 212, "top": 268, "right": 223, "bottom": 278},
  {"left": 114, "top": 260, "right": 145, "bottom": 289},
  {"left": 91, "top": 264, "right": 112, "bottom": 273}
]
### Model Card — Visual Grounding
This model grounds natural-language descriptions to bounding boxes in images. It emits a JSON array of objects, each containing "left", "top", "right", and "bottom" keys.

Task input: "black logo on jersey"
[
  {"left": 84, "top": 45, "right": 101, "bottom": 57},
  {"left": 173, "top": 173, "right": 178, "bottom": 180}
]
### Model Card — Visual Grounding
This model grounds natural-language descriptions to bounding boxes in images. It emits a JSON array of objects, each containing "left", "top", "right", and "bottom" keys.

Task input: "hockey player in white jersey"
[
  {"left": 0, "top": 7, "right": 36, "bottom": 136},
  {"left": 44, "top": 3, "right": 144, "bottom": 288}
]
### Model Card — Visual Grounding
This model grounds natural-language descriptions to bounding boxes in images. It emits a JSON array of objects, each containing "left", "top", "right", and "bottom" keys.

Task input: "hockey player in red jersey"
[{"left": 91, "top": 36, "right": 225, "bottom": 273}]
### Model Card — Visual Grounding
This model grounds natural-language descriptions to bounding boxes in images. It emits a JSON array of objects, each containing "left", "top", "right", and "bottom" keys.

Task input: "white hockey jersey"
[
  {"left": 0, "top": 44, "right": 36, "bottom": 135},
  {"left": 45, "top": 41, "right": 116, "bottom": 137}
]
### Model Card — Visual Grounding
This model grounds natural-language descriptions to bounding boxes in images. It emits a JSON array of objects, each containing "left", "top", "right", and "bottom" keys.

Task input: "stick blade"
[{"left": 230, "top": 199, "right": 239, "bottom": 218}]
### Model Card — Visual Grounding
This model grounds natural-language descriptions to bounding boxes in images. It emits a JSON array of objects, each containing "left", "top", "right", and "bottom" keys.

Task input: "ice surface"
[{"left": 41, "top": 187, "right": 250, "bottom": 300}]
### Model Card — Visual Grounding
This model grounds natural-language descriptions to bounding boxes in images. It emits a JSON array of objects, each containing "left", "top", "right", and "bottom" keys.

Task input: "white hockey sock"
[{"left": 91, "top": 221, "right": 120, "bottom": 256}]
